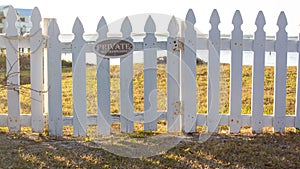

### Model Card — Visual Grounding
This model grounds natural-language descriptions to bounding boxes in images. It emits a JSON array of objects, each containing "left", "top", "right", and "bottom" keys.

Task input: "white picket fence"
[
  {"left": 0, "top": 6, "right": 44, "bottom": 133},
  {"left": 0, "top": 6, "right": 300, "bottom": 136}
]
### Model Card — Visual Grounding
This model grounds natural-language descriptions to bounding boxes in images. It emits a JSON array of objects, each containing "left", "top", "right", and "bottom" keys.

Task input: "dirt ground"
[{"left": 0, "top": 130, "right": 300, "bottom": 169}]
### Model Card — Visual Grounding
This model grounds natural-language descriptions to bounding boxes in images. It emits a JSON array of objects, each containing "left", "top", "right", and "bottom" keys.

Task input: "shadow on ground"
[{"left": 0, "top": 131, "right": 299, "bottom": 168}]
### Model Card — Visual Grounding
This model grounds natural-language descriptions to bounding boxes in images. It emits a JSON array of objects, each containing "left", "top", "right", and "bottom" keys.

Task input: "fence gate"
[{"left": 46, "top": 13, "right": 196, "bottom": 136}]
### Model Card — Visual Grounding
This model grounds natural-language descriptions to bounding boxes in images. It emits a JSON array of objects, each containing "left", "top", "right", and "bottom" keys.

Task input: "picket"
[
  {"left": 30, "top": 7, "right": 44, "bottom": 132},
  {"left": 207, "top": 9, "right": 221, "bottom": 132},
  {"left": 96, "top": 17, "right": 111, "bottom": 135},
  {"left": 5, "top": 6, "right": 21, "bottom": 132},
  {"left": 143, "top": 16, "right": 158, "bottom": 131},
  {"left": 72, "top": 18, "right": 87, "bottom": 136},
  {"left": 120, "top": 17, "right": 134, "bottom": 133},
  {"left": 182, "top": 9, "right": 197, "bottom": 133},
  {"left": 167, "top": 16, "right": 181, "bottom": 131},
  {"left": 229, "top": 10, "right": 243, "bottom": 133},
  {"left": 274, "top": 12, "right": 288, "bottom": 133},
  {"left": 251, "top": 11, "right": 266, "bottom": 133},
  {"left": 47, "top": 19, "right": 63, "bottom": 136}
]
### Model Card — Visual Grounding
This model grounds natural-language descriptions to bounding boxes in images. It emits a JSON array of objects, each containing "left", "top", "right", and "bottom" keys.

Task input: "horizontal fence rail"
[
  {"left": 1, "top": 36, "right": 300, "bottom": 53},
  {"left": 0, "top": 6, "right": 300, "bottom": 136}
]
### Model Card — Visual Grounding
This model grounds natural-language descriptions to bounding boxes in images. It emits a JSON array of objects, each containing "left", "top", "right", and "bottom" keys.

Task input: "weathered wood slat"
[
  {"left": 207, "top": 9, "right": 221, "bottom": 132},
  {"left": 30, "top": 7, "right": 44, "bottom": 133},
  {"left": 47, "top": 19, "right": 63, "bottom": 136},
  {"left": 144, "top": 16, "right": 158, "bottom": 131},
  {"left": 182, "top": 9, "right": 197, "bottom": 133},
  {"left": 120, "top": 17, "right": 134, "bottom": 133},
  {"left": 167, "top": 16, "right": 181, "bottom": 131},
  {"left": 274, "top": 12, "right": 288, "bottom": 133},
  {"left": 72, "top": 18, "right": 87, "bottom": 136},
  {"left": 251, "top": 11, "right": 266, "bottom": 133},
  {"left": 229, "top": 10, "right": 243, "bottom": 133},
  {"left": 6, "top": 6, "right": 20, "bottom": 133},
  {"left": 96, "top": 17, "right": 111, "bottom": 135}
]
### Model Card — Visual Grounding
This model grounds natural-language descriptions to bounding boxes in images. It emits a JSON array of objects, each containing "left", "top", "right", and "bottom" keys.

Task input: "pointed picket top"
[
  {"left": 6, "top": 6, "right": 17, "bottom": 35},
  {"left": 31, "top": 7, "right": 42, "bottom": 33},
  {"left": 144, "top": 15, "right": 156, "bottom": 33},
  {"left": 277, "top": 11, "right": 288, "bottom": 29},
  {"left": 48, "top": 19, "right": 60, "bottom": 37},
  {"left": 209, "top": 9, "right": 220, "bottom": 25},
  {"left": 168, "top": 16, "right": 179, "bottom": 37},
  {"left": 121, "top": 16, "right": 132, "bottom": 37},
  {"left": 232, "top": 10, "right": 243, "bottom": 26},
  {"left": 185, "top": 9, "right": 196, "bottom": 25},
  {"left": 97, "top": 16, "right": 108, "bottom": 34},
  {"left": 72, "top": 17, "right": 84, "bottom": 36},
  {"left": 255, "top": 11, "right": 266, "bottom": 29}
]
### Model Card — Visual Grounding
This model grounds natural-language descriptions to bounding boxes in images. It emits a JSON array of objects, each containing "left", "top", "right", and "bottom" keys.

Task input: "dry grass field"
[{"left": 0, "top": 60, "right": 300, "bottom": 168}]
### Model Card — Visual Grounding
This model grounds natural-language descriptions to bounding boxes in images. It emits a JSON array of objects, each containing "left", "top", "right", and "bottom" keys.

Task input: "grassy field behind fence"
[
  {"left": 0, "top": 62, "right": 298, "bottom": 116},
  {"left": 0, "top": 62, "right": 299, "bottom": 169}
]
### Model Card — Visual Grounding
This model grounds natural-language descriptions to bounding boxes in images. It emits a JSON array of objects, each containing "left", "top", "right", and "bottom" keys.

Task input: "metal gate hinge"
[
  {"left": 178, "top": 37, "right": 184, "bottom": 51},
  {"left": 173, "top": 101, "right": 183, "bottom": 115},
  {"left": 169, "top": 37, "right": 184, "bottom": 52}
]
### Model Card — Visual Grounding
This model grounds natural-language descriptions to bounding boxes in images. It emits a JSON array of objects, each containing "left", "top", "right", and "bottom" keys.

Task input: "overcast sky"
[{"left": 2, "top": 0, "right": 300, "bottom": 36}]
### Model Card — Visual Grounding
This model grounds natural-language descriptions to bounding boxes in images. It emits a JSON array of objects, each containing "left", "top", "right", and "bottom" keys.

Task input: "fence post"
[
  {"left": 274, "top": 12, "right": 288, "bottom": 133},
  {"left": 5, "top": 6, "right": 20, "bottom": 132},
  {"left": 229, "top": 10, "right": 243, "bottom": 133},
  {"left": 72, "top": 18, "right": 87, "bottom": 136},
  {"left": 30, "top": 7, "right": 44, "bottom": 132},
  {"left": 43, "top": 18, "right": 53, "bottom": 133},
  {"left": 296, "top": 34, "right": 300, "bottom": 130},
  {"left": 47, "top": 19, "right": 63, "bottom": 136},
  {"left": 182, "top": 9, "right": 197, "bottom": 133},
  {"left": 167, "top": 16, "right": 181, "bottom": 131},
  {"left": 97, "top": 17, "right": 111, "bottom": 135},
  {"left": 251, "top": 11, "right": 266, "bottom": 133},
  {"left": 120, "top": 17, "right": 134, "bottom": 133},
  {"left": 143, "top": 16, "right": 158, "bottom": 131},
  {"left": 207, "top": 9, "right": 221, "bottom": 133}
]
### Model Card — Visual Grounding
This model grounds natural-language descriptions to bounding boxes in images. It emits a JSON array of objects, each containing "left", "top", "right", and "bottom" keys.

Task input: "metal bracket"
[
  {"left": 171, "top": 37, "right": 184, "bottom": 51},
  {"left": 178, "top": 37, "right": 184, "bottom": 51},
  {"left": 172, "top": 38, "right": 180, "bottom": 52},
  {"left": 173, "top": 101, "right": 183, "bottom": 115}
]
